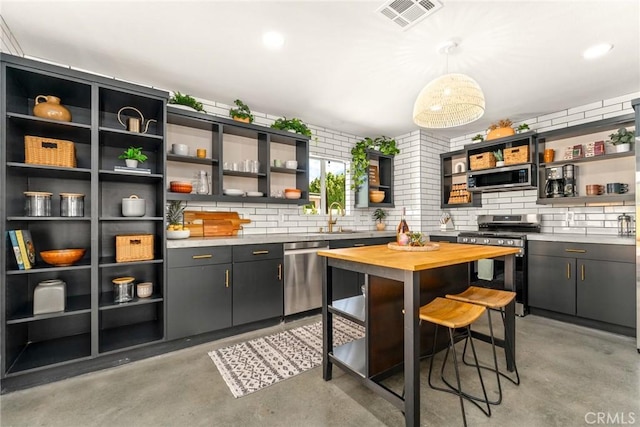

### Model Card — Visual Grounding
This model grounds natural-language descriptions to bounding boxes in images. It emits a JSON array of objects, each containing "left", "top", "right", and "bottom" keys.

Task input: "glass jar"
[
  {"left": 195, "top": 170, "right": 210, "bottom": 195},
  {"left": 60, "top": 193, "right": 85, "bottom": 217},
  {"left": 112, "top": 276, "right": 135, "bottom": 303},
  {"left": 24, "top": 191, "right": 52, "bottom": 216}
]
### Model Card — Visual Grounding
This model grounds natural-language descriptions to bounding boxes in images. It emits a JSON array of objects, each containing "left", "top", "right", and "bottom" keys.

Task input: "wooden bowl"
[
  {"left": 284, "top": 188, "right": 301, "bottom": 200},
  {"left": 40, "top": 248, "right": 86, "bottom": 266},
  {"left": 369, "top": 190, "right": 385, "bottom": 203},
  {"left": 170, "top": 181, "right": 193, "bottom": 193}
]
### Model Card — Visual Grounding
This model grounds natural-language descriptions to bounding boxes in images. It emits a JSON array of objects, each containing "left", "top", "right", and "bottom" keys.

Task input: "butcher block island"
[{"left": 318, "top": 242, "right": 521, "bottom": 427}]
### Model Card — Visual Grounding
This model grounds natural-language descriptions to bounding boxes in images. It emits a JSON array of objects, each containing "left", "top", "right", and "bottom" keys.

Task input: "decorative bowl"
[
  {"left": 170, "top": 181, "right": 193, "bottom": 193},
  {"left": 284, "top": 188, "right": 301, "bottom": 199},
  {"left": 167, "top": 229, "right": 191, "bottom": 239},
  {"left": 285, "top": 160, "right": 298, "bottom": 169},
  {"left": 136, "top": 282, "right": 153, "bottom": 298},
  {"left": 40, "top": 248, "right": 86, "bottom": 266},
  {"left": 369, "top": 190, "right": 385, "bottom": 203}
]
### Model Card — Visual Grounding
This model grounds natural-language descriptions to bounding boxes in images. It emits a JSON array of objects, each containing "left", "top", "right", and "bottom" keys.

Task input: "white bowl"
[
  {"left": 285, "top": 160, "right": 298, "bottom": 169},
  {"left": 172, "top": 143, "right": 189, "bottom": 156},
  {"left": 136, "top": 282, "right": 153, "bottom": 298},
  {"left": 166, "top": 229, "right": 190, "bottom": 239}
]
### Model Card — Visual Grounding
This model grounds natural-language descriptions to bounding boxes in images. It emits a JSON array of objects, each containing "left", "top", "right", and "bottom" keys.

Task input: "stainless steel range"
[{"left": 457, "top": 214, "right": 541, "bottom": 316}]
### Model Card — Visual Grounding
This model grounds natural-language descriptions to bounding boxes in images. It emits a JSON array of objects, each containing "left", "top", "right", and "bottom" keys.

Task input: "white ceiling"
[{"left": 2, "top": 0, "right": 639, "bottom": 139}]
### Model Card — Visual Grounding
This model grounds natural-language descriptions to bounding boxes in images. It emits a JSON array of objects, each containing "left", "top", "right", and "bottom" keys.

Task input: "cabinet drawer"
[
  {"left": 329, "top": 237, "right": 394, "bottom": 249},
  {"left": 233, "top": 243, "right": 283, "bottom": 262},
  {"left": 168, "top": 247, "right": 232, "bottom": 268},
  {"left": 528, "top": 241, "right": 634, "bottom": 263}
]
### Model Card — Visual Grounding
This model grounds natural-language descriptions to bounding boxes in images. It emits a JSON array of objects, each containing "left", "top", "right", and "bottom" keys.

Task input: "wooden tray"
[
  {"left": 184, "top": 211, "right": 251, "bottom": 237},
  {"left": 387, "top": 242, "right": 440, "bottom": 252}
]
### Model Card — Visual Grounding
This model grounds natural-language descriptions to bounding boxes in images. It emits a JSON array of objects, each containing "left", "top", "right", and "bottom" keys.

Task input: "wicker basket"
[
  {"left": 25, "top": 135, "right": 76, "bottom": 168},
  {"left": 116, "top": 234, "right": 154, "bottom": 262},
  {"left": 504, "top": 146, "right": 529, "bottom": 165},
  {"left": 469, "top": 152, "right": 496, "bottom": 170}
]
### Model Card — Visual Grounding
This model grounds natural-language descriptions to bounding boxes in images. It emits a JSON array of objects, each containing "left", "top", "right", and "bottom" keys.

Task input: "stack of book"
[
  {"left": 113, "top": 166, "right": 151, "bottom": 174},
  {"left": 7, "top": 229, "right": 36, "bottom": 270}
]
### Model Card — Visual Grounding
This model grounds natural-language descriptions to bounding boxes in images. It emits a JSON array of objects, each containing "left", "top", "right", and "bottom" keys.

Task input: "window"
[{"left": 307, "top": 157, "right": 346, "bottom": 214}]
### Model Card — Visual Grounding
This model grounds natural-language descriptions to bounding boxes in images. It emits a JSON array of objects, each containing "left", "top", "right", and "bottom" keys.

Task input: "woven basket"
[
  {"left": 469, "top": 152, "right": 496, "bottom": 170},
  {"left": 115, "top": 234, "right": 154, "bottom": 262},
  {"left": 25, "top": 135, "right": 76, "bottom": 168},
  {"left": 504, "top": 146, "right": 529, "bottom": 165}
]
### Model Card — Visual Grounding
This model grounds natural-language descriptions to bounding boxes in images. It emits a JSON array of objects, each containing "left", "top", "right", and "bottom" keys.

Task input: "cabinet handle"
[
  {"left": 565, "top": 249, "right": 586, "bottom": 253},
  {"left": 581, "top": 264, "right": 585, "bottom": 281},
  {"left": 192, "top": 254, "right": 213, "bottom": 259},
  {"left": 353, "top": 243, "right": 365, "bottom": 247},
  {"left": 278, "top": 263, "right": 282, "bottom": 280},
  {"left": 225, "top": 269, "right": 229, "bottom": 288},
  {"left": 567, "top": 263, "right": 571, "bottom": 279},
  {"left": 253, "top": 250, "right": 269, "bottom": 255}
]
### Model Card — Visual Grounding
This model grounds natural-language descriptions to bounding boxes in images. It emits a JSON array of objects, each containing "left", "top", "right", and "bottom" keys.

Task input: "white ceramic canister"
[
  {"left": 33, "top": 279, "right": 66, "bottom": 315},
  {"left": 60, "top": 193, "right": 85, "bottom": 217},
  {"left": 121, "top": 194, "right": 145, "bottom": 217},
  {"left": 24, "top": 191, "right": 52, "bottom": 217}
]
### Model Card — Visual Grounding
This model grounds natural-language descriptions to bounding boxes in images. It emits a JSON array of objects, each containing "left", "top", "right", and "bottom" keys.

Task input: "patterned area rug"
[{"left": 208, "top": 317, "right": 364, "bottom": 398}]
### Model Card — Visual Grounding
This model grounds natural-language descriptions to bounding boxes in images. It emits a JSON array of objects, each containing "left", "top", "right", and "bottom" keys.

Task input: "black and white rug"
[{"left": 208, "top": 317, "right": 364, "bottom": 398}]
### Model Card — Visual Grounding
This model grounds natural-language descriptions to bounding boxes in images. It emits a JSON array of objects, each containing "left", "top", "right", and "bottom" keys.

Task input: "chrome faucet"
[{"left": 327, "top": 202, "right": 345, "bottom": 233}]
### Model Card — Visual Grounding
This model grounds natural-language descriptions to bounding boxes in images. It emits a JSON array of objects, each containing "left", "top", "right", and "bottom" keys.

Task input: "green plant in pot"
[
  {"left": 471, "top": 134, "right": 484, "bottom": 142},
  {"left": 609, "top": 127, "right": 635, "bottom": 153},
  {"left": 118, "top": 146, "right": 148, "bottom": 168},
  {"left": 350, "top": 136, "right": 400, "bottom": 190},
  {"left": 517, "top": 123, "right": 530, "bottom": 133},
  {"left": 229, "top": 99, "right": 254, "bottom": 123},
  {"left": 168, "top": 91, "right": 206, "bottom": 113},
  {"left": 372, "top": 208, "right": 387, "bottom": 231},
  {"left": 493, "top": 149, "right": 504, "bottom": 167},
  {"left": 271, "top": 117, "right": 312, "bottom": 137}
]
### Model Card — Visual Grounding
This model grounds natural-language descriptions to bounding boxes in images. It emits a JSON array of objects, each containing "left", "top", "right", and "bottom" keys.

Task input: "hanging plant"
[{"left": 350, "top": 136, "right": 399, "bottom": 190}]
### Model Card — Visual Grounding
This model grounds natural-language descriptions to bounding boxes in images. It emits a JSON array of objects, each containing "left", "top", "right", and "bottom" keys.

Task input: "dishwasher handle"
[{"left": 284, "top": 246, "right": 329, "bottom": 256}]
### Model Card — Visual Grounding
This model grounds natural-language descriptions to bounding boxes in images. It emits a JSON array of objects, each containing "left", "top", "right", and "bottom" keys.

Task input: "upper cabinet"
[
  {"left": 440, "top": 149, "right": 481, "bottom": 208},
  {"left": 535, "top": 114, "right": 635, "bottom": 205},
  {"left": 166, "top": 107, "right": 309, "bottom": 204},
  {"left": 354, "top": 149, "right": 395, "bottom": 208}
]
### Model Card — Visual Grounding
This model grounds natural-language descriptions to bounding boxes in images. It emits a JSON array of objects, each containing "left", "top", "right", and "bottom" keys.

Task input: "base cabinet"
[
  {"left": 528, "top": 241, "right": 635, "bottom": 329},
  {"left": 167, "top": 247, "right": 232, "bottom": 340}
]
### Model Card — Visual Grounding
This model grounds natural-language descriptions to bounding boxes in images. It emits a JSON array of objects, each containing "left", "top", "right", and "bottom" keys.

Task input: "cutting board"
[{"left": 184, "top": 211, "right": 250, "bottom": 237}]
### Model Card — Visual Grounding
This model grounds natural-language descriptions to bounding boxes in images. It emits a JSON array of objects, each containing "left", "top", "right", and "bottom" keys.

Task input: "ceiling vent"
[{"left": 377, "top": 0, "right": 443, "bottom": 31}]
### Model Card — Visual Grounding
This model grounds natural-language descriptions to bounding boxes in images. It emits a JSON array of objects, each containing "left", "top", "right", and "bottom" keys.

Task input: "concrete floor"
[{"left": 1, "top": 314, "right": 638, "bottom": 427}]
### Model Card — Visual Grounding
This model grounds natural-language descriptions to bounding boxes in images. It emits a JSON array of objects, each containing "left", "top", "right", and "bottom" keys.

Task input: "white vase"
[
  {"left": 615, "top": 143, "right": 630, "bottom": 153},
  {"left": 125, "top": 159, "right": 138, "bottom": 168},
  {"left": 496, "top": 161, "right": 505, "bottom": 168}
]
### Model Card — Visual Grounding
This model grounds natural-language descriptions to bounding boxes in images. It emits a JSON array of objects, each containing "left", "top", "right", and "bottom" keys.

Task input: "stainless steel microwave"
[{"left": 467, "top": 163, "right": 536, "bottom": 192}]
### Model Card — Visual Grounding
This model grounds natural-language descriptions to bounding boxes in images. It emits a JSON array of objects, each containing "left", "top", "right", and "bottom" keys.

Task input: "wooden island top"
[{"left": 318, "top": 241, "right": 521, "bottom": 271}]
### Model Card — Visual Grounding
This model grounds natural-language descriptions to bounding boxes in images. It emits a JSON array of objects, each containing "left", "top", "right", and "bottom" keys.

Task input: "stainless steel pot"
[
  {"left": 122, "top": 194, "right": 145, "bottom": 217},
  {"left": 24, "top": 191, "right": 52, "bottom": 216}
]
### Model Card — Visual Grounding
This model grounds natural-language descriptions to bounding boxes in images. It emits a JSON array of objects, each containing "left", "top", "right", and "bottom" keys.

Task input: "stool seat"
[
  {"left": 446, "top": 286, "right": 516, "bottom": 309},
  {"left": 419, "top": 297, "right": 486, "bottom": 329}
]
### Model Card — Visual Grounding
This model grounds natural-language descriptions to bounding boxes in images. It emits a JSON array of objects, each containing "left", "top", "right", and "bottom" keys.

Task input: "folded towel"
[{"left": 477, "top": 259, "right": 494, "bottom": 281}]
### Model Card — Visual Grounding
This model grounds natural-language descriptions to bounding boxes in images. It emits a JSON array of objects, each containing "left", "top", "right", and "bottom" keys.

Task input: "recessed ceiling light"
[
  {"left": 262, "top": 31, "right": 284, "bottom": 49},
  {"left": 583, "top": 43, "right": 613, "bottom": 60}
]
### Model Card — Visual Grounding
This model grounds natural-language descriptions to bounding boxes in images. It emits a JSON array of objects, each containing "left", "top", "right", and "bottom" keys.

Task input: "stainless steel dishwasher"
[{"left": 284, "top": 241, "right": 329, "bottom": 316}]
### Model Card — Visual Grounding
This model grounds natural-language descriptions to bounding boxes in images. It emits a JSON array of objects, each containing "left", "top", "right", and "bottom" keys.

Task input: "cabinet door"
[
  {"left": 167, "top": 264, "right": 232, "bottom": 340},
  {"left": 528, "top": 254, "right": 576, "bottom": 314},
  {"left": 577, "top": 259, "right": 635, "bottom": 328},
  {"left": 233, "top": 258, "right": 283, "bottom": 325}
]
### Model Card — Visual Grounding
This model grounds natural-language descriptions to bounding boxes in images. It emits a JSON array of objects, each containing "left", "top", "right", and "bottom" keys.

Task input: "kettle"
[
  {"left": 117, "top": 106, "right": 157, "bottom": 134},
  {"left": 617, "top": 213, "right": 634, "bottom": 236}
]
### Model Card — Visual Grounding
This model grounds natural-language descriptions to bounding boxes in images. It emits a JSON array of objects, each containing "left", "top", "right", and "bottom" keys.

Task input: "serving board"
[
  {"left": 184, "top": 211, "right": 250, "bottom": 237},
  {"left": 387, "top": 242, "right": 440, "bottom": 252}
]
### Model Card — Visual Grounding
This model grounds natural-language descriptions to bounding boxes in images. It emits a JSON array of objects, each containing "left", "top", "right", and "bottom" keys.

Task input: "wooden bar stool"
[
  {"left": 419, "top": 297, "right": 491, "bottom": 426},
  {"left": 446, "top": 286, "right": 520, "bottom": 406}
]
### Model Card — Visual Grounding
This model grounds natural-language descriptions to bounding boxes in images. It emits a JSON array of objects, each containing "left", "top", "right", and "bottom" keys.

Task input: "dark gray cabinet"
[
  {"left": 528, "top": 241, "right": 635, "bottom": 328},
  {"left": 355, "top": 150, "right": 395, "bottom": 208},
  {"left": 330, "top": 237, "right": 395, "bottom": 301},
  {"left": 167, "top": 247, "right": 232, "bottom": 340},
  {"left": 232, "top": 244, "right": 283, "bottom": 325}
]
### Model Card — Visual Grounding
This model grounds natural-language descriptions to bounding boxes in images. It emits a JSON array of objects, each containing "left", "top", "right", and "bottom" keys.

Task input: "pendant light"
[{"left": 413, "top": 41, "right": 485, "bottom": 129}]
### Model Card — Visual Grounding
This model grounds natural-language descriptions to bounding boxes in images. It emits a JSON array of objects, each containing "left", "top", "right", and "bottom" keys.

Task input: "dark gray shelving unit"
[
  {"left": 355, "top": 149, "right": 395, "bottom": 208},
  {"left": 440, "top": 149, "right": 481, "bottom": 208},
  {"left": 1, "top": 53, "right": 168, "bottom": 380},
  {"left": 166, "top": 106, "right": 310, "bottom": 204}
]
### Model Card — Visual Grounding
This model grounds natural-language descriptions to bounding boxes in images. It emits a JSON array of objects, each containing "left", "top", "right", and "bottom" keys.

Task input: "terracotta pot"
[
  {"left": 486, "top": 127, "right": 515, "bottom": 141},
  {"left": 233, "top": 116, "right": 250, "bottom": 123},
  {"left": 33, "top": 95, "right": 71, "bottom": 122},
  {"left": 376, "top": 223, "right": 386, "bottom": 231}
]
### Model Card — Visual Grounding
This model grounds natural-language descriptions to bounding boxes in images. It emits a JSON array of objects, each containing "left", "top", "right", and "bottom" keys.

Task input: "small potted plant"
[
  {"left": 471, "top": 134, "right": 484, "bottom": 142},
  {"left": 229, "top": 99, "right": 254, "bottom": 123},
  {"left": 271, "top": 117, "right": 312, "bottom": 137},
  {"left": 118, "top": 146, "right": 148, "bottom": 168},
  {"left": 517, "top": 123, "right": 530, "bottom": 133},
  {"left": 493, "top": 149, "right": 504, "bottom": 167},
  {"left": 609, "top": 127, "right": 635, "bottom": 153},
  {"left": 168, "top": 91, "right": 206, "bottom": 113},
  {"left": 372, "top": 208, "right": 387, "bottom": 231},
  {"left": 166, "top": 201, "right": 190, "bottom": 239},
  {"left": 487, "top": 119, "right": 515, "bottom": 140}
]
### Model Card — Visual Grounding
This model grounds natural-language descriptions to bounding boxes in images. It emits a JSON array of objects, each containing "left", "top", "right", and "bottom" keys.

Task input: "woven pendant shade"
[{"left": 413, "top": 72, "right": 485, "bottom": 129}]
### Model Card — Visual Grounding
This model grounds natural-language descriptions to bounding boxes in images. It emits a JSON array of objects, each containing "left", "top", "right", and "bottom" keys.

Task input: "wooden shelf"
[
  {"left": 536, "top": 194, "right": 634, "bottom": 205},
  {"left": 99, "top": 258, "right": 163, "bottom": 268},
  {"left": 167, "top": 153, "right": 218, "bottom": 165},
  {"left": 7, "top": 162, "right": 91, "bottom": 179},
  {"left": 6, "top": 262, "right": 92, "bottom": 275},
  {"left": 541, "top": 150, "right": 634, "bottom": 167}
]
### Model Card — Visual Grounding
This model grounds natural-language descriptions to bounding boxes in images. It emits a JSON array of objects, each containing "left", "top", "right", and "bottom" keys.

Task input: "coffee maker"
[
  {"left": 563, "top": 164, "right": 577, "bottom": 197},
  {"left": 545, "top": 167, "right": 564, "bottom": 198}
]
